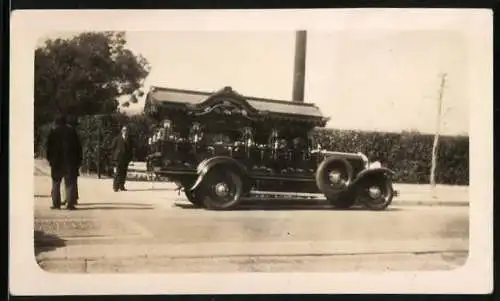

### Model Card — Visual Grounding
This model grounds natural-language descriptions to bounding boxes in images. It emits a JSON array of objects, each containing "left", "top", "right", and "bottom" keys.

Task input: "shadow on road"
[
  {"left": 74, "top": 203, "right": 154, "bottom": 210},
  {"left": 34, "top": 230, "right": 66, "bottom": 256},
  {"left": 78, "top": 202, "right": 153, "bottom": 206},
  {"left": 175, "top": 201, "right": 402, "bottom": 212},
  {"left": 121, "top": 188, "right": 175, "bottom": 192}
]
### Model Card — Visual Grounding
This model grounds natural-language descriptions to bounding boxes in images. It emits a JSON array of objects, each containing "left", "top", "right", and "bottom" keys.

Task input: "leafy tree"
[
  {"left": 129, "top": 93, "right": 139, "bottom": 104},
  {"left": 34, "top": 31, "right": 150, "bottom": 127}
]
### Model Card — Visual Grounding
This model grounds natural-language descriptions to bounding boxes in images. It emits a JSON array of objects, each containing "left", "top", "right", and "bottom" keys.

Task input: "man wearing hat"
[
  {"left": 111, "top": 125, "right": 135, "bottom": 191},
  {"left": 45, "top": 115, "right": 82, "bottom": 210}
]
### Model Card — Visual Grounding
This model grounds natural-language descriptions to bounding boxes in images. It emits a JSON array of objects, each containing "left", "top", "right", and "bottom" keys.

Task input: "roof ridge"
[
  {"left": 150, "top": 85, "right": 212, "bottom": 96},
  {"left": 149, "top": 85, "right": 318, "bottom": 107}
]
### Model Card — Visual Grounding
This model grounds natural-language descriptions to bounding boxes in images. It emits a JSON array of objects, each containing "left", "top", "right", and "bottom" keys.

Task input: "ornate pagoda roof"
[{"left": 144, "top": 86, "right": 329, "bottom": 126}]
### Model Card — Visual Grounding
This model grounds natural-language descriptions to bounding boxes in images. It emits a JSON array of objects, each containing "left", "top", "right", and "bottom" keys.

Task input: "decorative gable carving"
[{"left": 188, "top": 86, "right": 258, "bottom": 119}]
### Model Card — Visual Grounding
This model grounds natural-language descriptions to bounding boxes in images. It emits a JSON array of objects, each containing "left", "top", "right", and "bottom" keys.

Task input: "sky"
[{"left": 41, "top": 30, "right": 470, "bottom": 135}]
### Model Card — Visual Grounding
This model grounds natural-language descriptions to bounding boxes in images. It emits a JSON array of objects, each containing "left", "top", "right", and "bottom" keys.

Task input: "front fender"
[
  {"left": 350, "top": 167, "right": 395, "bottom": 186},
  {"left": 190, "top": 156, "right": 248, "bottom": 191}
]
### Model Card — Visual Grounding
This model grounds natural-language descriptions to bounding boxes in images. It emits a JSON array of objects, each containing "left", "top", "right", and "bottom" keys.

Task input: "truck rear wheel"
[
  {"left": 184, "top": 189, "right": 203, "bottom": 207},
  {"left": 179, "top": 179, "right": 203, "bottom": 207},
  {"left": 201, "top": 168, "right": 243, "bottom": 210}
]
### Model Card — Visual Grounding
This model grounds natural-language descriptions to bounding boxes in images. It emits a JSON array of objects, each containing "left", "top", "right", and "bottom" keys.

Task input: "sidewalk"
[
  {"left": 34, "top": 159, "right": 469, "bottom": 207},
  {"left": 37, "top": 238, "right": 468, "bottom": 262}
]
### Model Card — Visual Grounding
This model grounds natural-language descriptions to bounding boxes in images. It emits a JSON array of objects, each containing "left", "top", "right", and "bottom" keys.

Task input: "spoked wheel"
[
  {"left": 316, "top": 157, "right": 355, "bottom": 209},
  {"left": 316, "top": 157, "right": 354, "bottom": 197},
  {"left": 326, "top": 167, "right": 351, "bottom": 190},
  {"left": 179, "top": 180, "right": 204, "bottom": 207},
  {"left": 201, "top": 169, "right": 243, "bottom": 210},
  {"left": 356, "top": 175, "right": 394, "bottom": 211},
  {"left": 184, "top": 189, "right": 203, "bottom": 207}
]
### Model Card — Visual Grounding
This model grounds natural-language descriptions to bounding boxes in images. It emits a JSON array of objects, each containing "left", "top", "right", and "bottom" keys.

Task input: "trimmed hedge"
[
  {"left": 35, "top": 117, "right": 469, "bottom": 185},
  {"left": 312, "top": 128, "right": 468, "bottom": 185},
  {"left": 35, "top": 113, "right": 155, "bottom": 177}
]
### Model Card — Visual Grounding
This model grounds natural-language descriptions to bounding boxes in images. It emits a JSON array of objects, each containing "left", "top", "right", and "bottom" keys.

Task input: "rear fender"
[
  {"left": 190, "top": 156, "right": 248, "bottom": 191},
  {"left": 350, "top": 167, "right": 395, "bottom": 187}
]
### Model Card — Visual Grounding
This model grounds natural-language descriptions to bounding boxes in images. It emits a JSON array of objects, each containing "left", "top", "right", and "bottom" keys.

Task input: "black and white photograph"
[{"left": 10, "top": 9, "right": 492, "bottom": 295}]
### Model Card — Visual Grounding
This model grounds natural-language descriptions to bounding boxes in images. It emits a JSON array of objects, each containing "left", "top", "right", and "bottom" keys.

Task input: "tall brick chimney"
[{"left": 292, "top": 30, "right": 307, "bottom": 102}]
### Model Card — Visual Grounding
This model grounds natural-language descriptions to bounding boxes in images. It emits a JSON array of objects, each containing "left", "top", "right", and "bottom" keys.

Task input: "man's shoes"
[
  {"left": 50, "top": 205, "right": 61, "bottom": 210},
  {"left": 113, "top": 188, "right": 119, "bottom": 192},
  {"left": 66, "top": 205, "right": 77, "bottom": 210},
  {"left": 119, "top": 187, "right": 127, "bottom": 191}
]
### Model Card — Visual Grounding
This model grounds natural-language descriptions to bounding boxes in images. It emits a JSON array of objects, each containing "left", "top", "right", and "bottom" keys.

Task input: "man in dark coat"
[
  {"left": 111, "top": 125, "right": 134, "bottom": 191},
  {"left": 46, "top": 115, "right": 82, "bottom": 210},
  {"left": 62, "top": 116, "right": 80, "bottom": 206}
]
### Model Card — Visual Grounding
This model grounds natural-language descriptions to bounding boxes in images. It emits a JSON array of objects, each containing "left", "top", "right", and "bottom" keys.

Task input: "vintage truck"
[{"left": 144, "top": 86, "right": 397, "bottom": 210}]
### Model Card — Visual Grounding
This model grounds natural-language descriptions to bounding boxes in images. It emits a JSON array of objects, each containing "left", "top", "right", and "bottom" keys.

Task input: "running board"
[
  {"left": 244, "top": 190, "right": 400, "bottom": 201},
  {"left": 247, "top": 190, "right": 326, "bottom": 200},
  {"left": 251, "top": 176, "right": 316, "bottom": 182}
]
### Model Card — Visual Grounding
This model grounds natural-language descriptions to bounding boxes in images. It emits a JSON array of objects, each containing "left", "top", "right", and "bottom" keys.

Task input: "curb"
[
  {"left": 392, "top": 200, "right": 468, "bottom": 207},
  {"left": 237, "top": 201, "right": 468, "bottom": 208},
  {"left": 239, "top": 198, "right": 468, "bottom": 208},
  {"left": 36, "top": 238, "right": 469, "bottom": 262}
]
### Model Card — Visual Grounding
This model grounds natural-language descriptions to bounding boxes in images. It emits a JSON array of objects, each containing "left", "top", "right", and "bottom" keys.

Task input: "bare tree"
[{"left": 430, "top": 73, "right": 447, "bottom": 190}]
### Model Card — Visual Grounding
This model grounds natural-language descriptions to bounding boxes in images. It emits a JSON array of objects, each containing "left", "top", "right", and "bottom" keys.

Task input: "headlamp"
[{"left": 369, "top": 161, "right": 382, "bottom": 169}]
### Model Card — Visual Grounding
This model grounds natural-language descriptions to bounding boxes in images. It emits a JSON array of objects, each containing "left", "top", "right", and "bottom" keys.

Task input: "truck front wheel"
[{"left": 355, "top": 175, "right": 394, "bottom": 210}]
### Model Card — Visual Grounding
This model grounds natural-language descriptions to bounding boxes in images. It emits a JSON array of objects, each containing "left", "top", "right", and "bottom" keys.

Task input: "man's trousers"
[
  {"left": 113, "top": 160, "right": 129, "bottom": 191},
  {"left": 51, "top": 168, "right": 77, "bottom": 208}
]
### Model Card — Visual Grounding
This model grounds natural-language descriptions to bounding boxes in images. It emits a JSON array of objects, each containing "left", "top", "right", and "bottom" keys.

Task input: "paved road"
[{"left": 33, "top": 173, "right": 469, "bottom": 273}]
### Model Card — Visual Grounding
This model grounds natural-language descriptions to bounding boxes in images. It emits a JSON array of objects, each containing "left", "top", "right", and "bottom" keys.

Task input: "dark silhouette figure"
[
  {"left": 62, "top": 116, "right": 80, "bottom": 205},
  {"left": 111, "top": 125, "right": 134, "bottom": 191},
  {"left": 45, "top": 115, "right": 82, "bottom": 210}
]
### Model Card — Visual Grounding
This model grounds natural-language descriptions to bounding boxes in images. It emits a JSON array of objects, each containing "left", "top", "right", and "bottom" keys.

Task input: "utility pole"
[
  {"left": 96, "top": 119, "right": 102, "bottom": 179},
  {"left": 430, "top": 73, "right": 447, "bottom": 189},
  {"left": 292, "top": 30, "right": 307, "bottom": 102}
]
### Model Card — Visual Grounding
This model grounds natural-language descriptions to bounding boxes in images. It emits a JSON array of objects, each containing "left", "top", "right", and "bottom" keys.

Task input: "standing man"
[
  {"left": 46, "top": 115, "right": 82, "bottom": 210},
  {"left": 62, "top": 116, "right": 80, "bottom": 206},
  {"left": 111, "top": 125, "right": 134, "bottom": 192}
]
